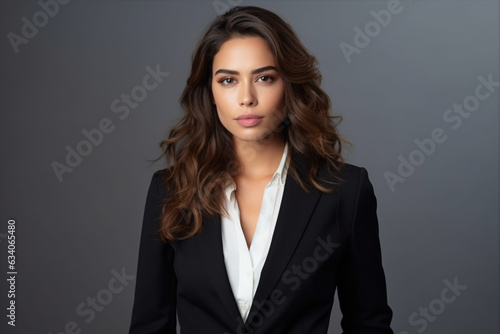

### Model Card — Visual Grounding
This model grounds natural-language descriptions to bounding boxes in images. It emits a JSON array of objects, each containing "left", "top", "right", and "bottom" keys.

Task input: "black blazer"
[{"left": 129, "top": 154, "right": 393, "bottom": 334}]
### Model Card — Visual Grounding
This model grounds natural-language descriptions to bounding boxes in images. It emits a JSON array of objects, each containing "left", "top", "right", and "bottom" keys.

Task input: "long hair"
[{"left": 157, "top": 6, "right": 349, "bottom": 242}]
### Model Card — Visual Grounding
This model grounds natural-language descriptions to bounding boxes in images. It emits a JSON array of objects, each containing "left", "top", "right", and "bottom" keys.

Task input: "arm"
[
  {"left": 337, "top": 167, "right": 393, "bottom": 334},
  {"left": 129, "top": 172, "right": 178, "bottom": 334}
]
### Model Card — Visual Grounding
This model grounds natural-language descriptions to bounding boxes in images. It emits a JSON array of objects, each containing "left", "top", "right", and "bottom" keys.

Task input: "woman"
[{"left": 129, "top": 6, "right": 393, "bottom": 334}]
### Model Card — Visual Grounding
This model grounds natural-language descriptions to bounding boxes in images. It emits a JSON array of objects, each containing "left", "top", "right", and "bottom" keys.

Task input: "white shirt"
[{"left": 221, "top": 142, "right": 290, "bottom": 322}]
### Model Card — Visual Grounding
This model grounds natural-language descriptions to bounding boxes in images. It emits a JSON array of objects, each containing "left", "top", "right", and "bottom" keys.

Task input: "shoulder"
[
  {"left": 332, "top": 163, "right": 378, "bottom": 229},
  {"left": 147, "top": 168, "right": 172, "bottom": 202},
  {"left": 315, "top": 161, "right": 377, "bottom": 213},
  {"left": 338, "top": 163, "right": 373, "bottom": 195},
  {"left": 312, "top": 157, "right": 372, "bottom": 193},
  {"left": 334, "top": 162, "right": 375, "bottom": 196},
  {"left": 336, "top": 162, "right": 369, "bottom": 185}
]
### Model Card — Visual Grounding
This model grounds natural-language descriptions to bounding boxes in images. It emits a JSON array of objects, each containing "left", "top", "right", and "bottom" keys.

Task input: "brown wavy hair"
[{"left": 157, "top": 6, "right": 349, "bottom": 242}]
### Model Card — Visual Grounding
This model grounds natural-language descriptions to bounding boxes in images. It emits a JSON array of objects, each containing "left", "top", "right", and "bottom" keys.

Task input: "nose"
[{"left": 239, "top": 81, "right": 257, "bottom": 106}]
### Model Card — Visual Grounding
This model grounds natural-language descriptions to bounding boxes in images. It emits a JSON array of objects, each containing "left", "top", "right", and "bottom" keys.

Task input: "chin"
[{"left": 236, "top": 131, "right": 278, "bottom": 143}]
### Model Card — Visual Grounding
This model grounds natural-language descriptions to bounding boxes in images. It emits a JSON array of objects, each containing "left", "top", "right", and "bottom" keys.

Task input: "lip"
[
  {"left": 235, "top": 113, "right": 263, "bottom": 120},
  {"left": 235, "top": 113, "right": 263, "bottom": 127},
  {"left": 236, "top": 118, "right": 263, "bottom": 127}
]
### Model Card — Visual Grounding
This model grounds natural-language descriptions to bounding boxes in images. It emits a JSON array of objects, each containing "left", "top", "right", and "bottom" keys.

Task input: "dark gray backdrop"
[{"left": 0, "top": 0, "right": 498, "bottom": 333}]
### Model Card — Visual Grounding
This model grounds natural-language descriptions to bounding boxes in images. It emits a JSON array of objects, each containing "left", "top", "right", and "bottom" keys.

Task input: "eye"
[
  {"left": 257, "top": 75, "right": 274, "bottom": 83},
  {"left": 218, "top": 77, "right": 236, "bottom": 85}
]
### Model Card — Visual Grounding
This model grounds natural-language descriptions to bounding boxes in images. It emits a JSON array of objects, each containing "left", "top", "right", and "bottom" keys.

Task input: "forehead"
[{"left": 212, "top": 36, "right": 275, "bottom": 72}]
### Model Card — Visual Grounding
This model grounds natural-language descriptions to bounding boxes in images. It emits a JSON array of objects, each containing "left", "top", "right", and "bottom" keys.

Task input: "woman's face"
[{"left": 212, "top": 36, "right": 285, "bottom": 146}]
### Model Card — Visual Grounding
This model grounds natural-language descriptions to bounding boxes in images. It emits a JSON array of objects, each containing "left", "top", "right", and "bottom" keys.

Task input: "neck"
[{"left": 233, "top": 135, "right": 286, "bottom": 180}]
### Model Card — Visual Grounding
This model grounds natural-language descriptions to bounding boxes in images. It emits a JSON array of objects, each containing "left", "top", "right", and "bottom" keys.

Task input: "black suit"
[{"left": 129, "top": 154, "right": 394, "bottom": 334}]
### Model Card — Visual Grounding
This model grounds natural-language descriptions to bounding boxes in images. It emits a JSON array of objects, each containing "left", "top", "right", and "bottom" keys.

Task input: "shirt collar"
[
  {"left": 224, "top": 142, "right": 290, "bottom": 199},
  {"left": 275, "top": 141, "right": 290, "bottom": 185}
]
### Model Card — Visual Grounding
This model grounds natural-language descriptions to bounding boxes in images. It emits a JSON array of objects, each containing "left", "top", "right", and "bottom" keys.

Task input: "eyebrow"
[{"left": 214, "top": 66, "right": 278, "bottom": 76}]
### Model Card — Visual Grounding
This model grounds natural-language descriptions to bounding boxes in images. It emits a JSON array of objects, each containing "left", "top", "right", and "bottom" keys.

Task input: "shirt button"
[
  {"left": 246, "top": 270, "right": 251, "bottom": 277},
  {"left": 242, "top": 302, "right": 248, "bottom": 310}
]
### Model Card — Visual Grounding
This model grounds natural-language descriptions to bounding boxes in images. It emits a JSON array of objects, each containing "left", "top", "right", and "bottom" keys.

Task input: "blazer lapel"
[
  {"left": 249, "top": 154, "right": 321, "bottom": 317},
  {"left": 196, "top": 153, "right": 322, "bottom": 326},
  {"left": 197, "top": 215, "right": 243, "bottom": 324}
]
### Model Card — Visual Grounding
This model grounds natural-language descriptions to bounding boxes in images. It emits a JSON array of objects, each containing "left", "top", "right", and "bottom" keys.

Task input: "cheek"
[
  {"left": 265, "top": 87, "right": 285, "bottom": 117},
  {"left": 211, "top": 85, "right": 221, "bottom": 106},
  {"left": 214, "top": 105, "right": 226, "bottom": 124},
  {"left": 214, "top": 102, "right": 232, "bottom": 130},
  {"left": 212, "top": 87, "right": 234, "bottom": 112}
]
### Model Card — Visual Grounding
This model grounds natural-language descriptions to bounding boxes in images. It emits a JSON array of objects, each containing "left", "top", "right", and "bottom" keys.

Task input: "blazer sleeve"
[
  {"left": 129, "top": 172, "right": 178, "bottom": 334},
  {"left": 337, "top": 167, "right": 394, "bottom": 334}
]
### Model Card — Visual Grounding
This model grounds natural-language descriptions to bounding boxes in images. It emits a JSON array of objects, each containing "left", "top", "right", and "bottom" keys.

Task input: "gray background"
[{"left": 0, "top": 0, "right": 498, "bottom": 333}]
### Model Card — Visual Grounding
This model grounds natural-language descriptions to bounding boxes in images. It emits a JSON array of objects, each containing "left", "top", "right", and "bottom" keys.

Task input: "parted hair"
[{"left": 156, "top": 6, "right": 349, "bottom": 242}]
